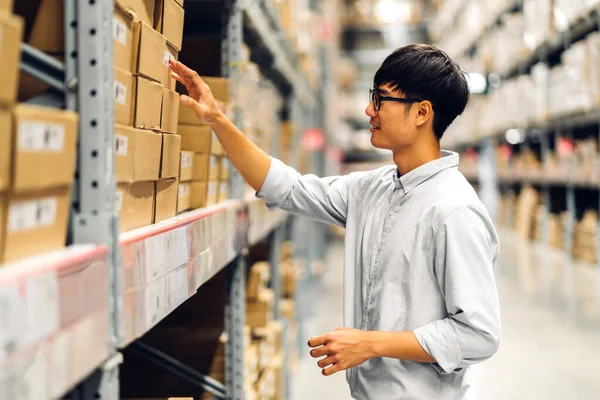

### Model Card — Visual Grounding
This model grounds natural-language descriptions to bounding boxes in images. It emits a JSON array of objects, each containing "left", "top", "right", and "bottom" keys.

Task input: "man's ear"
[{"left": 415, "top": 101, "right": 433, "bottom": 127}]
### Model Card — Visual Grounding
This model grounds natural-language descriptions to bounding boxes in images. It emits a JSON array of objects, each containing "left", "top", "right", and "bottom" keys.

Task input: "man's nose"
[{"left": 365, "top": 102, "right": 377, "bottom": 117}]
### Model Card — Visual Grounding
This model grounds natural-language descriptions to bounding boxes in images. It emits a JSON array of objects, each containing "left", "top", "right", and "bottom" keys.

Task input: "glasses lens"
[{"left": 374, "top": 92, "right": 380, "bottom": 111}]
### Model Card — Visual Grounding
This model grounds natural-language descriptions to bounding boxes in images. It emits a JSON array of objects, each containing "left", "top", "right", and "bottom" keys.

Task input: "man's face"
[{"left": 365, "top": 83, "right": 420, "bottom": 151}]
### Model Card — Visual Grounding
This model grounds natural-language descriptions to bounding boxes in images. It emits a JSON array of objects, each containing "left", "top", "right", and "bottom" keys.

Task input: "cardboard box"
[
  {"left": 189, "top": 181, "right": 207, "bottom": 209},
  {"left": 161, "top": 88, "right": 180, "bottom": 134},
  {"left": 178, "top": 104, "right": 200, "bottom": 125},
  {"left": 177, "top": 181, "right": 190, "bottom": 212},
  {"left": 219, "top": 157, "right": 230, "bottom": 180},
  {"left": 12, "top": 105, "right": 78, "bottom": 192},
  {"left": 189, "top": 154, "right": 218, "bottom": 181},
  {"left": 162, "top": 43, "right": 179, "bottom": 90},
  {"left": 202, "top": 77, "right": 229, "bottom": 103},
  {"left": 115, "top": 125, "right": 162, "bottom": 182},
  {"left": 207, "top": 180, "right": 218, "bottom": 206},
  {"left": 178, "top": 124, "right": 211, "bottom": 152},
  {"left": 0, "top": 0, "right": 13, "bottom": 12},
  {"left": 155, "top": 0, "right": 184, "bottom": 51},
  {"left": 114, "top": 66, "right": 134, "bottom": 125},
  {"left": 117, "top": 181, "right": 155, "bottom": 232},
  {"left": 2, "top": 186, "right": 71, "bottom": 264},
  {"left": 17, "top": 0, "right": 63, "bottom": 54},
  {"left": 154, "top": 178, "right": 178, "bottom": 223},
  {"left": 0, "top": 108, "right": 12, "bottom": 192},
  {"left": 134, "top": 76, "right": 163, "bottom": 130},
  {"left": 114, "top": 3, "right": 135, "bottom": 72},
  {"left": 211, "top": 131, "right": 224, "bottom": 155},
  {"left": 218, "top": 180, "right": 228, "bottom": 202},
  {"left": 0, "top": 13, "right": 23, "bottom": 105},
  {"left": 160, "top": 133, "right": 181, "bottom": 179},
  {"left": 118, "top": 0, "right": 156, "bottom": 26},
  {"left": 179, "top": 151, "right": 193, "bottom": 181},
  {"left": 133, "top": 20, "right": 166, "bottom": 82}
]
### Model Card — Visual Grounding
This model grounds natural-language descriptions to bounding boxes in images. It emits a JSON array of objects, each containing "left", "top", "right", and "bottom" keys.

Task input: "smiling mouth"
[{"left": 370, "top": 124, "right": 380, "bottom": 130}]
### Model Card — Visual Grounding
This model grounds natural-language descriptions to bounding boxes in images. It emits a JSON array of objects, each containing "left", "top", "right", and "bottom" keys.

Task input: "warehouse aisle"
[{"left": 292, "top": 230, "right": 600, "bottom": 400}]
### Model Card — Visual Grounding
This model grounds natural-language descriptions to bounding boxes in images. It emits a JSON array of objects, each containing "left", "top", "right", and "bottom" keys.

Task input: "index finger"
[
  {"left": 308, "top": 334, "right": 328, "bottom": 348},
  {"left": 170, "top": 60, "right": 207, "bottom": 93}
]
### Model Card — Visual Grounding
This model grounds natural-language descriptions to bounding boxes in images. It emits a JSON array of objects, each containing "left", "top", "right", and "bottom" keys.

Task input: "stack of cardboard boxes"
[
  {"left": 113, "top": 0, "right": 184, "bottom": 231},
  {"left": 0, "top": 6, "right": 82, "bottom": 265},
  {"left": 572, "top": 210, "right": 598, "bottom": 264},
  {"left": 514, "top": 186, "right": 540, "bottom": 240},
  {"left": 177, "top": 78, "right": 230, "bottom": 211}
]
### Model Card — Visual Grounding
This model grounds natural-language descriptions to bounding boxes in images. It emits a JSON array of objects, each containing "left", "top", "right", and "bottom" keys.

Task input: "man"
[{"left": 169, "top": 44, "right": 501, "bottom": 400}]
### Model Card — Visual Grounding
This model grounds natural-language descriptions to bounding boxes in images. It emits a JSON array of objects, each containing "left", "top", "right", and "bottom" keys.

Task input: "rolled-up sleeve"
[
  {"left": 413, "top": 204, "right": 501, "bottom": 374},
  {"left": 257, "top": 157, "right": 367, "bottom": 227}
]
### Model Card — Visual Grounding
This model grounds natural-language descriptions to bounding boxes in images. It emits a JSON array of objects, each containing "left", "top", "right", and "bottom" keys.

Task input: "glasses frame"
[{"left": 369, "top": 88, "right": 423, "bottom": 112}]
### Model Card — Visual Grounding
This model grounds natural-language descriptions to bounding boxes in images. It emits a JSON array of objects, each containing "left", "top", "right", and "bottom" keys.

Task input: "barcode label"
[
  {"left": 113, "top": 19, "right": 127, "bottom": 45},
  {"left": 115, "top": 190, "right": 124, "bottom": 211},
  {"left": 9, "top": 197, "right": 57, "bottom": 233},
  {"left": 114, "top": 81, "right": 127, "bottom": 105},
  {"left": 115, "top": 134, "right": 128, "bottom": 156},
  {"left": 178, "top": 184, "right": 189, "bottom": 197},
  {"left": 19, "top": 121, "right": 65, "bottom": 152},
  {"left": 181, "top": 153, "right": 192, "bottom": 168},
  {"left": 163, "top": 50, "right": 172, "bottom": 67}
]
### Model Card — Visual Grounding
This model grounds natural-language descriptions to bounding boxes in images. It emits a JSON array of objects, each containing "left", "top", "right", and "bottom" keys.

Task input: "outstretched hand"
[
  {"left": 168, "top": 59, "right": 223, "bottom": 126},
  {"left": 308, "top": 327, "right": 375, "bottom": 376}
]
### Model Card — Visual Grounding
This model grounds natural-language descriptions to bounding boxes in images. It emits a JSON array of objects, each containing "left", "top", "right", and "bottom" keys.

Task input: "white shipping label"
[
  {"left": 9, "top": 197, "right": 57, "bottom": 233},
  {"left": 181, "top": 153, "right": 192, "bottom": 168},
  {"left": 144, "top": 235, "right": 167, "bottom": 283},
  {"left": 113, "top": 18, "right": 127, "bottom": 45},
  {"left": 208, "top": 183, "right": 217, "bottom": 196},
  {"left": 168, "top": 265, "right": 189, "bottom": 309},
  {"left": 178, "top": 184, "right": 189, "bottom": 198},
  {"left": 115, "top": 190, "right": 124, "bottom": 212},
  {"left": 19, "top": 121, "right": 65, "bottom": 152},
  {"left": 115, "top": 134, "right": 129, "bottom": 156},
  {"left": 163, "top": 50, "right": 172, "bottom": 67},
  {"left": 114, "top": 81, "right": 127, "bottom": 105},
  {"left": 25, "top": 272, "right": 60, "bottom": 345}
]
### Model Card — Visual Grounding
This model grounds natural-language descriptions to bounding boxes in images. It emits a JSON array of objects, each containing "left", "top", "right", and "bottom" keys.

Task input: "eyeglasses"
[{"left": 369, "top": 88, "right": 423, "bottom": 112}]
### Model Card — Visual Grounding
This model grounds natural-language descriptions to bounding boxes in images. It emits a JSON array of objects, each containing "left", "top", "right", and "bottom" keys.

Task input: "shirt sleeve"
[
  {"left": 256, "top": 157, "right": 367, "bottom": 227},
  {"left": 413, "top": 204, "right": 501, "bottom": 374}
]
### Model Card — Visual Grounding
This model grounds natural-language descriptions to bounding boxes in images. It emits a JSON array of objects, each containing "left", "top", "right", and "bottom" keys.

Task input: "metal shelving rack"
[
  {"left": 449, "top": 2, "right": 600, "bottom": 269},
  {"left": 0, "top": 0, "right": 319, "bottom": 399}
]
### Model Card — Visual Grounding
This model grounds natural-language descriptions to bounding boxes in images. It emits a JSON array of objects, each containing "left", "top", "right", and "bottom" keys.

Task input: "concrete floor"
[{"left": 291, "top": 229, "right": 600, "bottom": 400}]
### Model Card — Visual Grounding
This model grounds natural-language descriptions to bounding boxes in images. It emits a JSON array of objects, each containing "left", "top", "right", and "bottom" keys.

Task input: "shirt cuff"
[
  {"left": 413, "top": 320, "right": 464, "bottom": 374},
  {"left": 256, "top": 157, "right": 296, "bottom": 210}
]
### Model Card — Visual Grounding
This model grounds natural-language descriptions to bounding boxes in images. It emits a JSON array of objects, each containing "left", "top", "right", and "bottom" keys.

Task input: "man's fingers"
[
  {"left": 169, "top": 60, "right": 207, "bottom": 96},
  {"left": 322, "top": 364, "right": 343, "bottom": 377},
  {"left": 317, "top": 355, "right": 336, "bottom": 368},
  {"left": 170, "top": 71, "right": 183, "bottom": 83},
  {"left": 309, "top": 345, "right": 329, "bottom": 359},
  {"left": 308, "top": 334, "right": 328, "bottom": 348}
]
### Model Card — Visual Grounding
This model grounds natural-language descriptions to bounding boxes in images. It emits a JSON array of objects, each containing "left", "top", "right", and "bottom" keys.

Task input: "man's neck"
[{"left": 393, "top": 140, "right": 442, "bottom": 176}]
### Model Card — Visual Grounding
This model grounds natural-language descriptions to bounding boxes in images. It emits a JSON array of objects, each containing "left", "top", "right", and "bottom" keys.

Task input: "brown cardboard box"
[
  {"left": 154, "top": 178, "right": 178, "bottom": 222},
  {"left": 210, "top": 131, "right": 224, "bottom": 155},
  {"left": 178, "top": 124, "right": 211, "bottom": 152},
  {"left": 201, "top": 77, "right": 229, "bottom": 102},
  {"left": 247, "top": 289, "right": 274, "bottom": 328},
  {"left": 190, "top": 154, "right": 209, "bottom": 181},
  {"left": 2, "top": 185, "right": 71, "bottom": 264},
  {"left": 0, "top": 13, "right": 23, "bottom": 105},
  {"left": 161, "top": 88, "right": 180, "bottom": 134},
  {"left": 219, "top": 157, "right": 230, "bottom": 180},
  {"left": 160, "top": 133, "right": 181, "bottom": 179},
  {"left": 16, "top": 0, "right": 63, "bottom": 53},
  {"left": 12, "top": 105, "right": 78, "bottom": 192},
  {"left": 0, "top": 194, "right": 4, "bottom": 262},
  {"left": 190, "top": 181, "right": 207, "bottom": 209},
  {"left": 133, "top": 20, "right": 166, "bottom": 82},
  {"left": 161, "top": 43, "right": 179, "bottom": 90},
  {"left": 178, "top": 104, "right": 200, "bottom": 125},
  {"left": 0, "top": 108, "right": 12, "bottom": 192},
  {"left": 247, "top": 262, "right": 270, "bottom": 300},
  {"left": 207, "top": 180, "right": 218, "bottom": 206},
  {"left": 218, "top": 180, "right": 228, "bottom": 202},
  {"left": 114, "top": 3, "right": 135, "bottom": 72},
  {"left": 134, "top": 76, "right": 163, "bottom": 130},
  {"left": 117, "top": 181, "right": 155, "bottom": 232},
  {"left": 177, "top": 181, "right": 190, "bottom": 212},
  {"left": 0, "top": 0, "right": 13, "bottom": 12},
  {"left": 155, "top": 0, "right": 184, "bottom": 51},
  {"left": 115, "top": 125, "right": 162, "bottom": 183},
  {"left": 179, "top": 151, "right": 193, "bottom": 181},
  {"left": 209, "top": 155, "right": 219, "bottom": 181},
  {"left": 114, "top": 66, "right": 134, "bottom": 126},
  {"left": 118, "top": 0, "right": 156, "bottom": 26}
]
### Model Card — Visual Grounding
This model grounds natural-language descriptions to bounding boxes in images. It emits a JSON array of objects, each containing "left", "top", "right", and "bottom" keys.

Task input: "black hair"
[{"left": 373, "top": 44, "right": 470, "bottom": 140}]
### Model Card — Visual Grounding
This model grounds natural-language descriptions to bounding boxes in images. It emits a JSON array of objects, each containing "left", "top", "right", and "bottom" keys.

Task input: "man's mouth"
[{"left": 370, "top": 123, "right": 380, "bottom": 131}]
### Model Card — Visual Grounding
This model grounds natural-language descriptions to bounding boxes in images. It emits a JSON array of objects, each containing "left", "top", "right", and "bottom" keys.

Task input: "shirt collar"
[{"left": 392, "top": 150, "right": 459, "bottom": 194}]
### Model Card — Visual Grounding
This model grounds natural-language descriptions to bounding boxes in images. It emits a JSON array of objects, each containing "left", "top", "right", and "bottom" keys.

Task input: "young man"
[{"left": 169, "top": 44, "right": 500, "bottom": 400}]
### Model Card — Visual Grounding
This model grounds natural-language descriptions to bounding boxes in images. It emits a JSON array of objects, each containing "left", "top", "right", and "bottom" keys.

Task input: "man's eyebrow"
[{"left": 376, "top": 87, "right": 391, "bottom": 95}]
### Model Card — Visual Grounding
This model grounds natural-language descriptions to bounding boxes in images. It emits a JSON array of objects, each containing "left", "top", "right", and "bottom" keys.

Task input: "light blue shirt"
[{"left": 257, "top": 150, "right": 501, "bottom": 400}]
